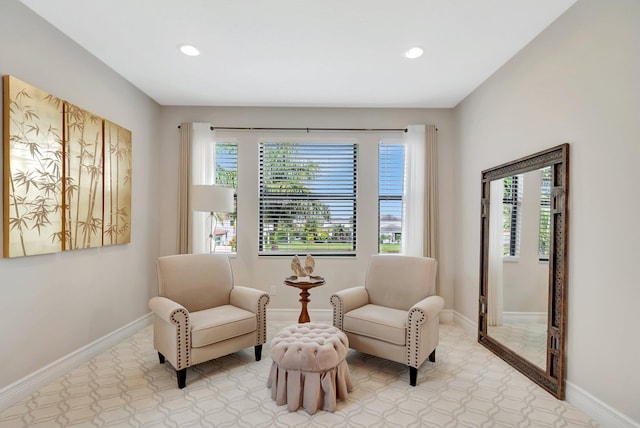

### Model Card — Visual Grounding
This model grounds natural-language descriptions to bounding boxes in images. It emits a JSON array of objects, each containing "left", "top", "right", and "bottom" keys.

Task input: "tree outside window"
[{"left": 258, "top": 142, "right": 357, "bottom": 255}]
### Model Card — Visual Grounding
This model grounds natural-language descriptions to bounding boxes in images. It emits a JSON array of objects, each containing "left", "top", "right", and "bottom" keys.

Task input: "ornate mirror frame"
[{"left": 478, "top": 144, "right": 569, "bottom": 399}]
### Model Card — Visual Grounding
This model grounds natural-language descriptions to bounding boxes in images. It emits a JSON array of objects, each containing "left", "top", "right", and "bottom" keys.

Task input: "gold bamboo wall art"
[
  {"left": 3, "top": 75, "right": 132, "bottom": 258},
  {"left": 103, "top": 120, "right": 132, "bottom": 246}
]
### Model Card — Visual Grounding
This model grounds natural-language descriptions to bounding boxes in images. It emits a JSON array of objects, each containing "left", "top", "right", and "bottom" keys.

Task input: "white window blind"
[
  {"left": 258, "top": 142, "right": 357, "bottom": 255},
  {"left": 502, "top": 174, "right": 522, "bottom": 257},
  {"left": 538, "top": 166, "right": 552, "bottom": 260},
  {"left": 378, "top": 142, "right": 405, "bottom": 254}
]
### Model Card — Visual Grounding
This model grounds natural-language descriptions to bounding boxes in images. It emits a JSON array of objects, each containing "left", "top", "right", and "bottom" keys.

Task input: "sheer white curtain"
[
  {"left": 488, "top": 179, "right": 504, "bottom": 326},
  {"left": 177, "top": 122, "right": 214, "bottom": 254},
  {"left": 402, "top": 125, "right": 425, "bottom": 257},
  {"left": 424, "top": 125, "right": 438, "bottom": 260},
  {"left": 402, "top": 124, "right": 438, "bottom": 260}
]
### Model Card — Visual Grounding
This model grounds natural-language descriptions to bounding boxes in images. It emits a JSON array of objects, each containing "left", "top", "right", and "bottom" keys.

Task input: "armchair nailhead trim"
[
  {"left": 257, "top": 294, "right": 270, "bottom": 344},
  {"left": 170, "top": 309, "right": 190, "bottom": 370},
  {"left": 330, "top": 295, "right": 343, "bottom": 330},
  {"left": 407, "top": 307, "right": 425, "bottom": 368}
]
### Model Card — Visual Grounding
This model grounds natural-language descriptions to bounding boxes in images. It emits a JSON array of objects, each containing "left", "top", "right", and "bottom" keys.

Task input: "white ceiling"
[{"left": 21, "top": 0, "right": 577, "bottom": 108}]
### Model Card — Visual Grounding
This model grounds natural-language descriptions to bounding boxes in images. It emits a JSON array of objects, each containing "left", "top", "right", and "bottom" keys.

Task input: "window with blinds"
[
  {"left": 213, "top": 142, "right": 237, "bottom": 253},
  {"left": 378, "top": 142, "right": 405, "bottom": 253},
  {"left": 258, "top": 142, "right": 357, "bottom": 255},
  {"left": 538, "top": 166, "right": 552, "bottom": 261},
  {"left": 503, "top": 174, "right": 522, "bottom": 257}
]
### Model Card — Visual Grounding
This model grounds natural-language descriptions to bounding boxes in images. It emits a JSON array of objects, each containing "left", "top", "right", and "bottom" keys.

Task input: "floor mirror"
[{"left": 478, "top": 144, "right": 569, "bottom": 399}]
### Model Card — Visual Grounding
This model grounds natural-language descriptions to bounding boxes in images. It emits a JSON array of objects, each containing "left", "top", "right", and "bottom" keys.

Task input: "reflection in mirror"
[
  {"left": 486, "top": 168, "right": 550, "bottom": 369},
  {"left": 479, "top": 144, "right": 569, "bottom": 400}
]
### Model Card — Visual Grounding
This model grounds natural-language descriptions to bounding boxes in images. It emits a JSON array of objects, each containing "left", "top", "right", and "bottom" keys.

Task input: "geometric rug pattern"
[
  {"left": 0, "top": 322, "right": 598, "bottom": 427},
  {"left": 488, "top": 321, "right": 548, "bottom": 369}
]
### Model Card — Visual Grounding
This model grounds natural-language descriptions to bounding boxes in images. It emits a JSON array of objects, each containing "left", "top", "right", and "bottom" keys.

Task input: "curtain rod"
[{"left": 178, "top": 125, "right": 407, "bottom": 133}]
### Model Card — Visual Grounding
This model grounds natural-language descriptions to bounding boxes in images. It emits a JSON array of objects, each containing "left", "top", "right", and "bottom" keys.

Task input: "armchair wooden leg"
[
  {"left": 409, "top": 366, "right": 417, "bottom": 386},
  {"left": 177, "top": 368, "right": 187, "bottom": 389},
  {"left": 255, "top": 345, "right": 263, "bottom": 361},
  {"left": 158, "top": 352, "right": 165, "bottom": 364},
  {"left": 429, "top": 349, "right": 436, "bottom": 363}
]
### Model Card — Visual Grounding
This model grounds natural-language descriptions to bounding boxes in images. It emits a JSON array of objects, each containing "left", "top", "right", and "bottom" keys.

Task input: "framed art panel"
[
  {"left": 63, "top": 102, "right": 103, "bottom": 250},
  {"left": 3, "top": 75, "right": 64, "bottom": 257},
  {"left": 103, "top": 120, "right": 132, "bottom": 245}
]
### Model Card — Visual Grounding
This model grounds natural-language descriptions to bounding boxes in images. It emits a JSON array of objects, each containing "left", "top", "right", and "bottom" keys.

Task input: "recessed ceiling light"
[
  {"left": 178, "top": 44, "right": 200, "bottom": 56},
  {"left": 404, "top": 47, "right": 424, "bottom": 59}
]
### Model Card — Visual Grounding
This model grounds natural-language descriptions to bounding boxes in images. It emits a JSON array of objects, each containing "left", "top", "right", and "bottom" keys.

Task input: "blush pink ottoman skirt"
[{"left": 268, "top": 323, "right": 353, "bottom": 414}]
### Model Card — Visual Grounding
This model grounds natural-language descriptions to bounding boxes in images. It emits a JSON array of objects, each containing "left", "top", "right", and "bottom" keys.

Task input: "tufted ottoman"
[{"left": 267, "top": 323, "right": 353, "bottom": 414}]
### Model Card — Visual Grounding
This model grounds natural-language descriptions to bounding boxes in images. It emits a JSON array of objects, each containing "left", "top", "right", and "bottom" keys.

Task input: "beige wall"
[
  {"left": 157, "top": 107, "right": 456, "bottom": 311},
  {"left": 0, "top": 1, "right": 162, "bottom": 389},
  {"left": 454, "top": 0, "right": 640, "bottom": 422}
]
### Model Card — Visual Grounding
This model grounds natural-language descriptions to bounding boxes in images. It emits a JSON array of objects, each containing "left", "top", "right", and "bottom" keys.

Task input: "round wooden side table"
[{"left": 284, "top": 276, "right": 325, "bottom": 323}]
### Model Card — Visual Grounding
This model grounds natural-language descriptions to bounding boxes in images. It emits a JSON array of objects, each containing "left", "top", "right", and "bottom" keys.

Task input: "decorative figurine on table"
[
  {"left": 285, "top": 254, "right": 325, "bottom": 323},
  {"left": 290, "top": 254, "right": 319, "bottom": 281}
]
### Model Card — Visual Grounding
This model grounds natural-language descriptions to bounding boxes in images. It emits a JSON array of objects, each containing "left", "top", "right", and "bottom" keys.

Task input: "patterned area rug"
[
  {"left": 0, "top": 321, "right": 598, "bottom": 427},
  {"left": 488, "top": 321, "right": 547, "bottom": 369}
]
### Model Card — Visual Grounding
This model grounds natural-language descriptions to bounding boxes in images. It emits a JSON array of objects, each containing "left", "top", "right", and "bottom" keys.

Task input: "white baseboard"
[
  {"left": 440, "top": 309, "right": 455, "bottom": 324},
  {"left": 566, "top": 381, "right": 639, "bottom": 428},
  {"left": 503, "top": 311, "right": 547, "bottom": 324},
  {"left": 454, "top": 310, "right": 477, "bottom": 337},
  {"left": 0, "top": 313, "right": 152, "bottom": 411}
]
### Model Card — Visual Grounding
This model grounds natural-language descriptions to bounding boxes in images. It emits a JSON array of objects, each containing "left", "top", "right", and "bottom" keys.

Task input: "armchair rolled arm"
[
  {"left": 406, "top": 295, "right": 445, "bottom": 368},
  {"left": 330, "top": 286, "right": 369, "bottom": 330},
  {"left": 408, "top": 295, "right": 445, "bottom": 325},
  {"left": 230, "top": 286, "right": 269, "bottom": 313},
  {"left": 149, "top": 296, "right": 190, "bottom": 324},
  {"left": 148, "top": 296, "right": 191, "bottom": 369},
  {"left": 230, "top": 286, "right": 270, "bottom": 345}
]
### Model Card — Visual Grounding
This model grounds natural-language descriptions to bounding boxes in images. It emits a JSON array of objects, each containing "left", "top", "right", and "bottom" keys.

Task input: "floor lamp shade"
[
  {"left": 191, "top": 185, "right": 235, "bottom": 213},
  {"left": 191, "top": 185, "right": 235, "bottom": 253}
]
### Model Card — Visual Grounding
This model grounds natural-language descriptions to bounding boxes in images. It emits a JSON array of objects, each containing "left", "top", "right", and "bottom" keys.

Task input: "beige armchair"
[
  {"left": 330, "top": 255, "right": 444, "bottom": 386},
  {"left": 149, "top": 253, "right": 270, "bottom": 388}
]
